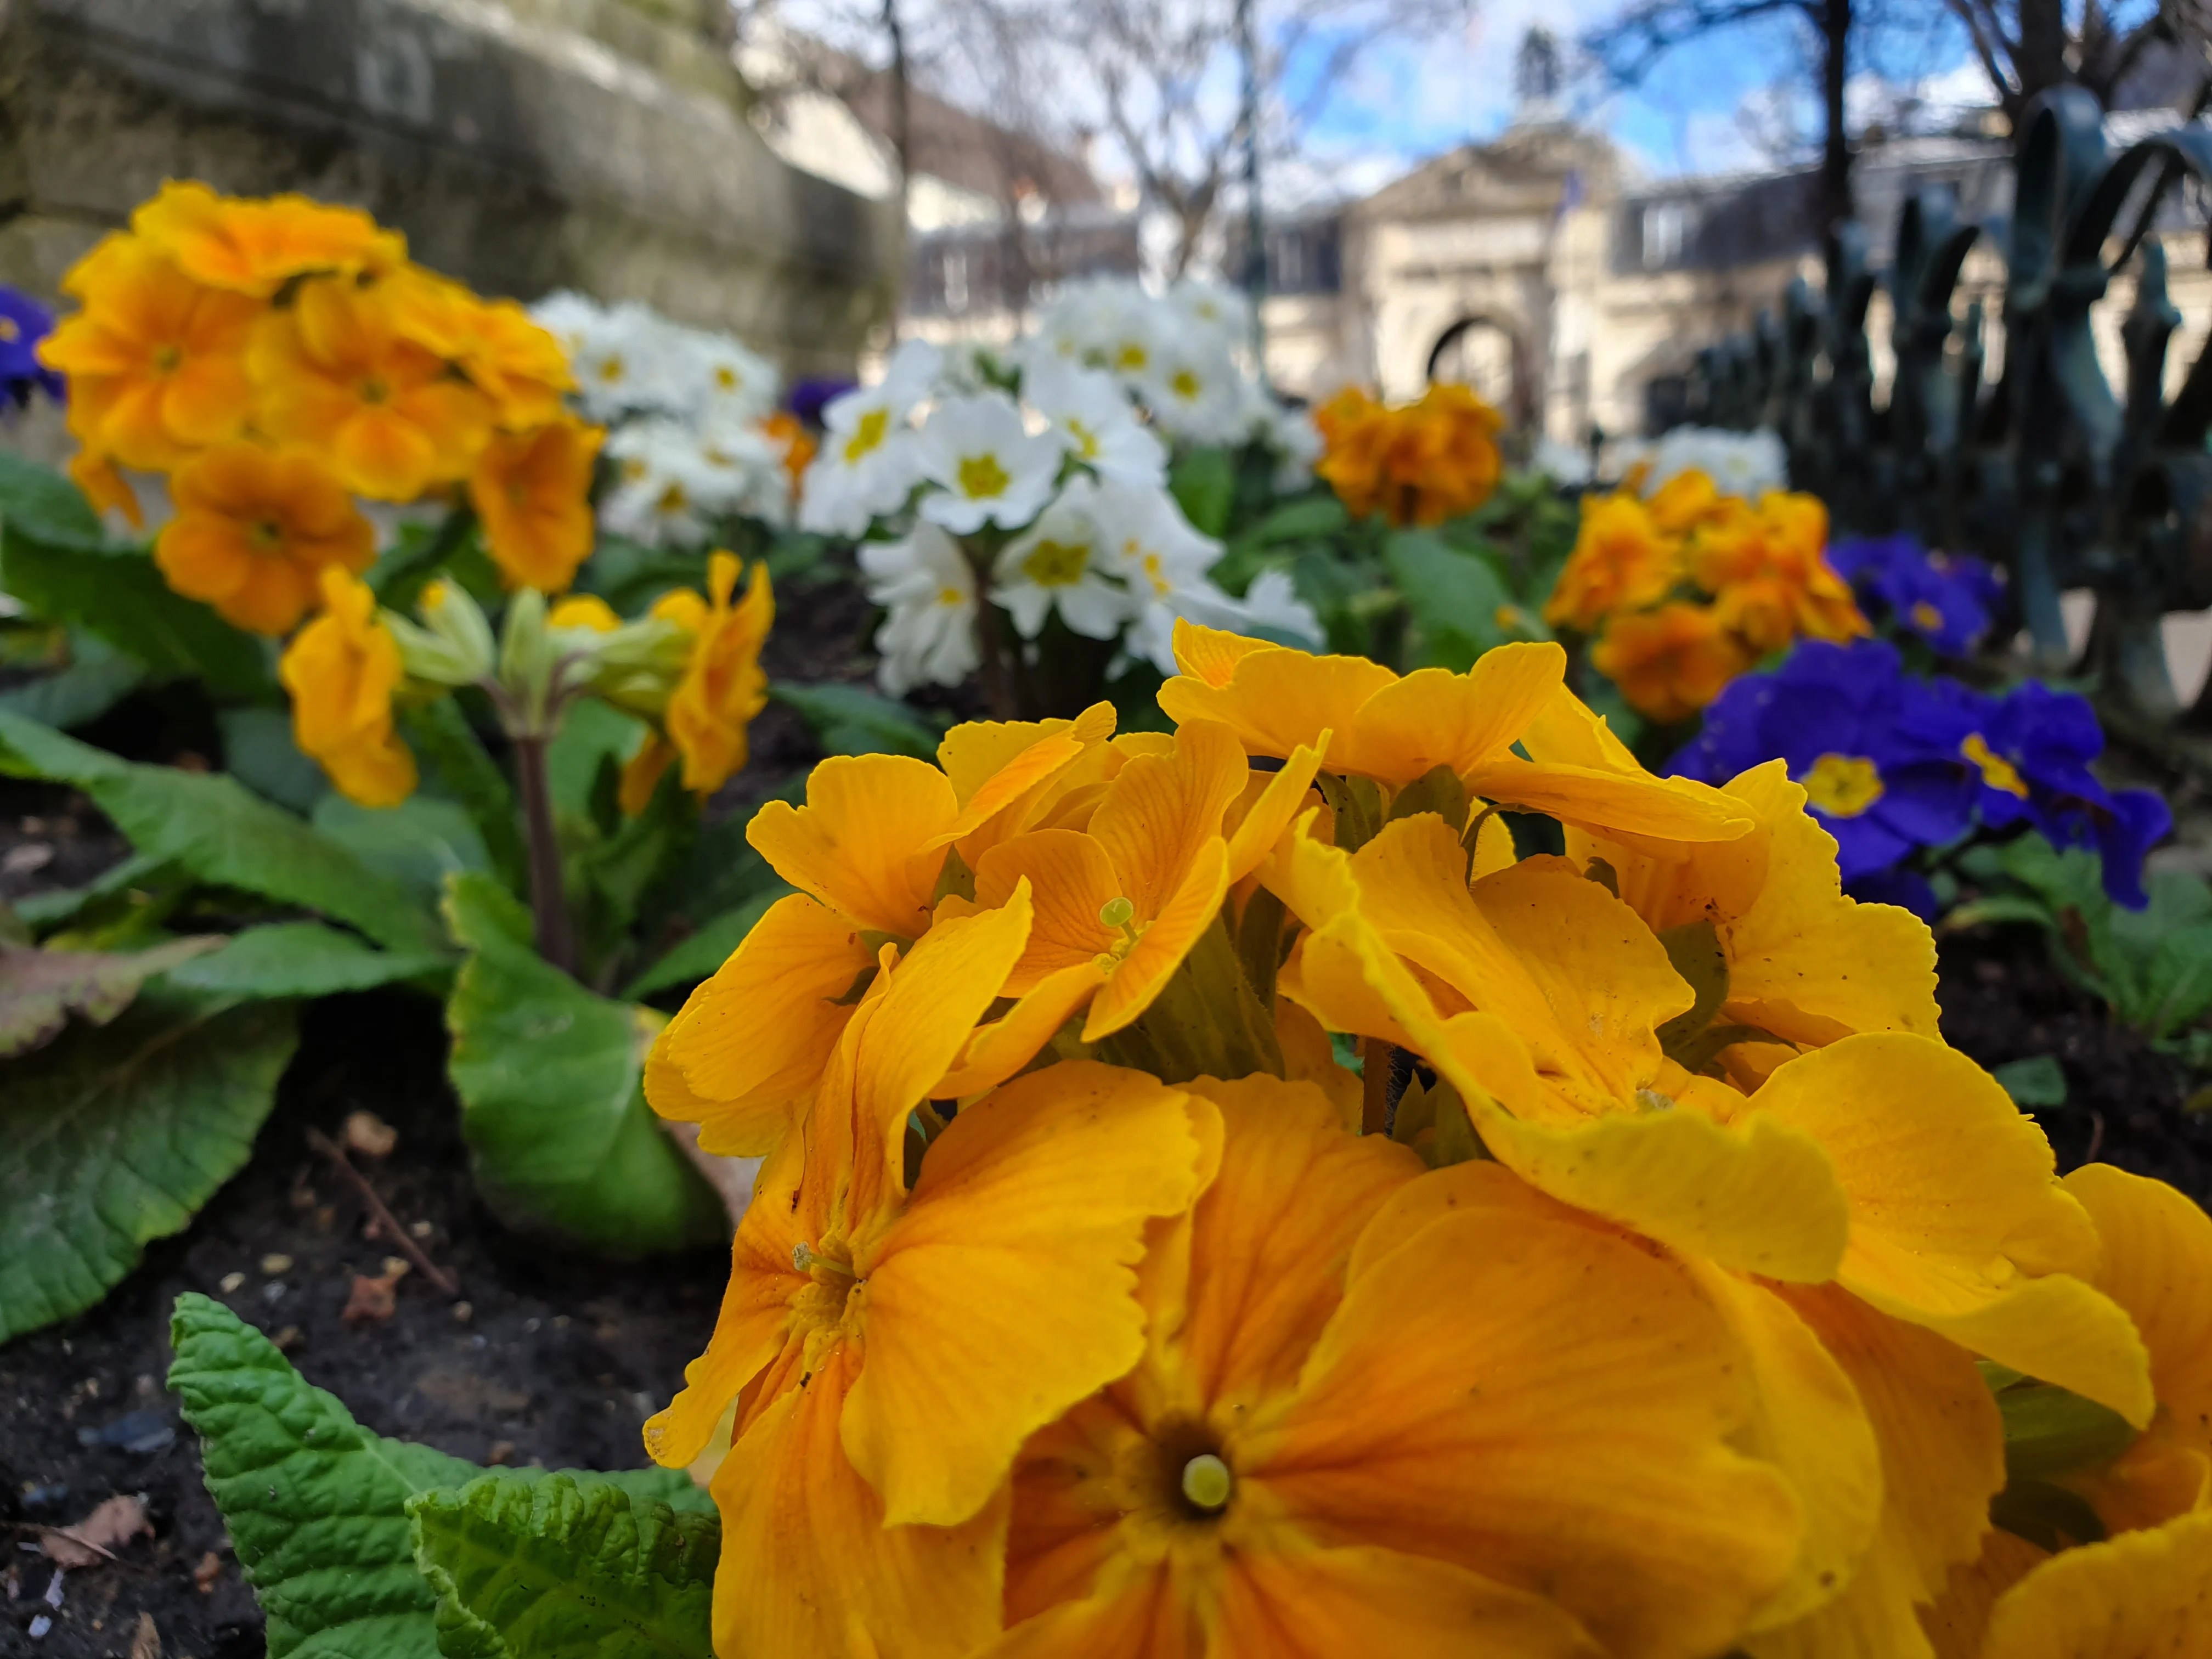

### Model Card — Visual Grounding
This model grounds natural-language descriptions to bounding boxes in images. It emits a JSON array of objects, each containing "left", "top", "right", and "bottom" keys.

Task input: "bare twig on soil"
[{"left": 304, "top": 1129, "right": 459, "bottom": 1296}]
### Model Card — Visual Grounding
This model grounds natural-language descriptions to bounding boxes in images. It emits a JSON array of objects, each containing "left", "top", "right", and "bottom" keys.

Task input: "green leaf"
[
  {"left": 443, "top": 873, "right": 726, "bottom": 1256},
  {"left": 622, "top": 885, "right": 788, "bottom": 1002},
  {"left": 1383, "top": 764, "right": 1470, "bottom": 833},
  {"left": 170, "top": 1290, "right": 479, "bottom": 1659},
  {"left": 313, "top": 794, "right": 492, "bottom": 920},
  {"left": 0, "top": 934, "right": 225, "bottom": 1057},
  {"left": 220, "top": 706, "right": 332, "bottom": 815},
  {"left": 642, "top": 781, "right": 800, "bottom": 933},
  {"left": 1655, "top": 919, "right": 1730, "bottom": 1061},
  {"left": 771, "top": 680, "right": 945, "bottom": 759},
  {"left": 0, "top": 509, "right": 274, "bottom": 699},
  {"left": 1996, "top": 1376, "right": 2138, "bottom": 1483},
  {"left": 0, "top": 996, "right": 298, "bottom": 1342},
  {"left": 0, "top": 450, "right": 109, "bottom": 549},
  {"left": 1383, "top": 530, "right": 1519, "bottom": 672},
  {"left": 12, "top": 850, "right": 171, "bottom": 932},
  {"left": 0, "top": 629, "right": 147, "bottom": 728},
  {"left": 403, "top": 698, "right": 528, "bottom": 898},
  {"left": 0, "top": 711, "right": 445, "bottom": 954},
  {"left": 548, "top": 698, "right": 645, "bottom": 824},
  {"left": 163, "top": 922, "right": 450, "bottom": 1000},
  {"left": 1229, "top": 494, "right": 1349, "bottom": 551},
  {"left": 1169, "top": 445, "right": 1237, "bottom": 539},
  {"left": 409, "top": 1475, "right": 716, "bottom": 1659},
  {"left": 1992, "top": 1054, "right": 2068, "bottom": 1108}
]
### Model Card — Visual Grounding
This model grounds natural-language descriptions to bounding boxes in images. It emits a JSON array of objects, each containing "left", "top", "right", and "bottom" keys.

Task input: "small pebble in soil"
[
  {"left": 488, "top": 1441, "right": 515, "bottom": 1466},
  {"left": 272, "top": 1326, "right": 303, "bottom": 1352},
  {"left": 342, "top": 1110, "right": 398, "bottom": 1158},
  {"left": 217, "top": 1273, "right": 244, "bottom": 1294},
  {"left": 452, "top": 1301, "right": 473, "bottom": 1324},
  {"left": 73, "top": 1409, "right": 174, "bottom": 1455},
  {"left": 29, "top": 1613, "right": 51, "bottom": 1638},
  {"left": 259, "top": 1255, "right": 292, "bottom": 1276},
  {"left": 191, "top": 1553, "right": 222, "bottom": 1595}
]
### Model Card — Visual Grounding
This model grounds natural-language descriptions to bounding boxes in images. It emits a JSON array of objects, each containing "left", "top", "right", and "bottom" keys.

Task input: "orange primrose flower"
[
  {"left": 1544, "top": 490, "right": 1680, "bottom": 633},
  {"left": 469, "top": 415, "right": 603, "bottom": 592},
  {"left": 279, "top": 566, "right": 417, "bottom": 807},
  {"left": 1589, "top": 601, "right": 1753, "bottom": 724},
  {"left": 130, "top": 179, "right": 405, "bottom": 297},
  {"left": 156, "top": 442, "right": 375, "bottom": 634},
  {"left": 661, "top": 551, "right": 774, "bottom": 796}
]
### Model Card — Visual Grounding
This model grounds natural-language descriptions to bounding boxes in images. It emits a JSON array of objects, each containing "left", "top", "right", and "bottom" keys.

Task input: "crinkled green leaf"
[
  {"left": 410, "top": 1475, "right": 716, "bottom": 1659},
  {"left": 0, "top": 629, "right": 148, "bottom": 728},
  {"left": 443, "top": 873, "right": 725, "bottom": 1256},
  {"left": 162, "top": 922, "right": 450, "bottom": 1000},
  {"left": 0, "top": 712, "right": 443, "bottom": 953},
  {"left": 0, "top": 995, "right": 297, "bottom": 1341},
  {"left": 0, "top": 450, "right": 109, "bottom": 549},
  {"left": 313, "top": 794, "right": 492, "bottom": 918},
  {"left": 220, "top": 706, "right": 331, "bottom": 815},
  {"left": 402, "top": 699, "right": 528, "bottom": 898},
  {"left": 0, "top": 934, "right": 225, "bottom": 1057},
  {"left": 1384, "top": 529, "right": 1521, "bottom": 671}
]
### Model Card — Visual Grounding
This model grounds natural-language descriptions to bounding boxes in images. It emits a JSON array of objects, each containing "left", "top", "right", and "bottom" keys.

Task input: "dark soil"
[
  {"left": 1938, "top": 927, "right": 2212, "bottom": 1200},
  {"left": 0, "top": 991, "right": 732, "bottom": 1659}
]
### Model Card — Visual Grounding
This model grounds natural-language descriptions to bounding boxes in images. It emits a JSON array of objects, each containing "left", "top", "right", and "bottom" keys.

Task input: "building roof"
[{"left": 828, "top": 63, "right": 1104, "bottom": 207}]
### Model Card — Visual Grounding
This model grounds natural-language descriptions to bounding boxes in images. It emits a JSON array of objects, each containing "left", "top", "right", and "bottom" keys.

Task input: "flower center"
[
  {"left": 0, "top": 318, "right": 22, "bottom": 343},
  {"left": 936, "top": 585, "right": 965, "bottom": 607},
  {"left": 657, "top": 482, "right": 689, "bottom": 515},
  {"left": 1910, "top": 600, "right": 1945, "bottom": 633},
  {"left": 716, "top": 365, "right": 740, "bottom": 390},
  {"left": 1961, "top": 732, "right": 2029, "bottom": 798},
  {"left": 1180, "top": 1453, "right": 1232, "bottom": 1514},
  {"left": 359, "top": 376, "right": 390, "bottom": 405},
  {"left": 957, "top": 452, "right": 1012, "bottom": 500},
  {"left": 597, "top": 355, "right": 626, "bottom": 383},
  {"left": 1171, "top": 369, "right": 1201, "bottom": 400},
  {"left": 1093, "top": 895, "right": 1146, "bottom": 968},
  {"left": 1114, "top": 343, "right": 1148, "bottom": 373},
  {"left": 1066, "top": 417, "right": 1100, "bottom": 459},
  {"left": 249, "top": 518, "right": 284, "bottom": 552},
  {"left": 791, "top": 1237, "right": 861, "bottom": 1338},
  {"left": 151, "top": 343, "right": 183, "bottom": 375},
  {"left": 1022, "top": 537, "right": 1090, "bottom": 588},
  {"left": 1800, "top": 753, "right": 1884, "bottom": 819},
  {"left": 844, "top": 407, "right": 890, "bottom": 463}
]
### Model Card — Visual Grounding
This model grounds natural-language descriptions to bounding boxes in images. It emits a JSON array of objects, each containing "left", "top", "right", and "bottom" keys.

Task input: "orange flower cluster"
[
  {"left": 1314, "top": 382, "right": 1504, "bottom": 527},
  {"left": 1545, "top": 468, "right": 1867, "bottom": 723},
  {"left": 38, "top": 182, "right": 599, "bottom": 632}
]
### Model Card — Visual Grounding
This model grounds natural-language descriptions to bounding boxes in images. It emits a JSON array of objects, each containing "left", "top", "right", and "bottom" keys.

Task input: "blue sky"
[{"left": 1282, "top": 1, "right": 1988, "bottom": 203}]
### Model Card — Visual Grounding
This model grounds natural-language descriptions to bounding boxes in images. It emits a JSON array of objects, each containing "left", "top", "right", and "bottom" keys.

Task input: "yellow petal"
[
  {"left": 1746, "top": 1284, "right": 2006, "bottom": 1659},
  {"left": 1468, "top": 805, "right": 1517, "bottom": 879},
  {"left": 1719, "top": 762, "right": 1940, "bottom": 1044},
  {"left": 747, "top": 754, "right": 957, "bottom": 937},
  {"left": 1344, "top": 643, "right": 1564, "bottom": 785},
  {"left": 841, "top": 1062, "right": 1214, "bottom": 1526},
  {"left": 1917, "top": 1530, "right": 2048, "bottom": 1659},
  {"left": 1979, "top": 1506, "right": 2212, "bottom": 1659},
  {"left": 1091, "top": 718, "right": 1248, "bottom": 919},
  {"left": 1224, "top": 733, "right": 1329, "bottom": 885},
  {"left": 707, "top": 1343, "right": 1008, "bottom": 1659},
  {"left": 1464, "top": 755, "right": 1755, "bottom": 845},
  {"left": 1083, "top": 837, "right": 1231, "bottom": 1042},
  {"left": 1748, "top": 1036, "right": 2154, "bottom": 1424},
  {"left": 650, "top": 893, "right": 872, "bottom": 1154},
  {"left": 936, "top": 961, "right": 1109, "bottom": 1098},
  {"left": 1169, "top": 616, "right": 1285, "bottom": 687},
  {"left": 1275, "top": 996, "right": 1363, "bottom": 1130},
  {"left": 936, "top": 701, "right": 1116, "bottom": 836},
  {"left": 2062, "top": 1163, "right": 2212, "bottom": 1452},
  {"left": 974, "top": 829, "right": 1121, "bottom": 992},
  {"left": 1251, "top": 1205, "right": 1802, "bottom": 1659},
  {"left": 1157, "top": 642, "right": 1396, "bottom": 763},
  {"left": 1213, "top": 1545, "right": 1607, "bottom": 1658}
]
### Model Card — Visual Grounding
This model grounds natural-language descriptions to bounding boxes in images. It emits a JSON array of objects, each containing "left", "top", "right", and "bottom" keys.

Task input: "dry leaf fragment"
[
  {"left": 192, "top": 1552, "right": 223, "bottom": 1594},
  {"left": 342, "top": 1110, "right": 398, "bottom": 1158},
  {"left": 40, "top": 1494, "right": 150, "bottom": 1568},
  {"left": 129, "top": 1611, "right": 160, "bottom": 1659},
  {"left": 342, "top": 1261, "right": 408, "bottom": 1324}
]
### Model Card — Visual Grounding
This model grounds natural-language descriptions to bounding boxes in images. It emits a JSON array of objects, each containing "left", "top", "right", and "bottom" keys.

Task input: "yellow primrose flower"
[
  {"left": 1977, "top": 1510, "right": 2212, "bottom": 1659},
  {"left": 986, "top": 1081, "right": 1802, "bottom": 1659},
  {"left": 643, "top": 898, "right": 1216, "bottom": 1659},
  {"left": 644, "top": 706, "right": 1124, "bottom": 1155},
  {"left": 1157, "top": 620, "right": 1751, "bottom": 848},
  {"left": 278, "top": 566, "right": 416, "bottom": 808},
  {"left": 664, "top": 550, "right": 773, "bottom": 796}
]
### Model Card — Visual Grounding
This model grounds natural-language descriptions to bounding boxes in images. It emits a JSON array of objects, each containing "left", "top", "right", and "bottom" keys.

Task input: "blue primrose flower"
[
  {"left": 1826, "top": 533, "right": 2000, "bottom": 658},
  {"left": 1928, "top": 678, "right": 2171, "bottom": 909},
  {"left": 1670, "top": 638, "right": 1978, "bottom": 883},
  {"left": 0, "top": 285, "right": 60, "bottom": 411}
]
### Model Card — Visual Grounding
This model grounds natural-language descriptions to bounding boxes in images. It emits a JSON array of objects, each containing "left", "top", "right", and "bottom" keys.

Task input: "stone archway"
[{"left": 1426, "top": 315, "right": 1535, "bottom": 428}]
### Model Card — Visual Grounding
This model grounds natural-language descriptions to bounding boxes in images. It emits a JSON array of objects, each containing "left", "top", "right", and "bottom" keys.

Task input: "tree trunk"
[{"left": 1819, "top": 0, "right": 1853, "bottom": 231}]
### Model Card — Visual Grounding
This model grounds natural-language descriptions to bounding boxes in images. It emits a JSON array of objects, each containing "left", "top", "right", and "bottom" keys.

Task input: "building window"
[{"left": 1643, "top": 201, "right": 1687, "bottom": 269}]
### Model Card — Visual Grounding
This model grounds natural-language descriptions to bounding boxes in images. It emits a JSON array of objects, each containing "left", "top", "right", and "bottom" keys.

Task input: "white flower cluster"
[
  {"left": 806, "top": 337, "right": 1320, "bottom": 696},
  {"left": 1609, "top": 426, "right": 1790, "bottom": 500},
  {"left": 528, "top": 292, "right": 802, "bottom": 546}
]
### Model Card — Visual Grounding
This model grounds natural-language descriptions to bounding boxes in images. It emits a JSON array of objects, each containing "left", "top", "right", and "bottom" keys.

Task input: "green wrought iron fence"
[{"left": 1685, "top": 86, "right": 2212, "bottom": 732}]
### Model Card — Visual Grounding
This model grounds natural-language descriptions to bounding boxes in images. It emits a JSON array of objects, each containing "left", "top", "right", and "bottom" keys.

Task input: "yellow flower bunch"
[
  {"left": 1547, "top": 469, "right": 1868, "bottom": 722},
  {"left": 643, "top": 622, "right": 2191, "bottom": 1657},
  {"left": 38, "top": 180, "right": 599, "bottom": 625},
  {"left": 1314, "top": 382, "right": 1504, "bottom": 527}
]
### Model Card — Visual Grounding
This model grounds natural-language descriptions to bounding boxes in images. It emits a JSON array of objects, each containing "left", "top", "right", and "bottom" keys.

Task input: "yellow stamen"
[
  {"left": 1181, "top": 1453, "right": 1232, "bottom": 1513},
  {"left": 1961, "top": 732, "right": 2029, "bottom": 798},
  {"left": 1022, "top": 537, "right": 1089, "bottom": 587},
  {"left": 958, "top": 452, "right": 1012, "bottom": 500},
  {"left": 843, "top": 407, "right": 890, "bottom": 463},
  {"left": 1910, "top": 600, "right": 1945, "bottom": 633},
  {"left": 1799, "top": 753, "right": 1885, "bottom": 819}
]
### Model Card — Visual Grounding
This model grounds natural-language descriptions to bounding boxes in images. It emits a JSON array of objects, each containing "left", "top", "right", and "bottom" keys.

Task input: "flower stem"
[
  {"left": 974, "top": 601, "right": 1016, "bottom": 720},
  {"left": 510, "top": 732, "right": 577, "bottom": 975}
]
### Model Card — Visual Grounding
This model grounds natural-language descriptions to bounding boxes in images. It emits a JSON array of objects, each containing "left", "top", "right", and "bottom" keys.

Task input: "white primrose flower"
[
  {"left": 601, "top": 419, "right": 721, "bottom": 547},
  {"left": 563, "top": 301, "right": 689, "bottom": 422},
  {"left": 992, "top": 477, "right": 1130, "bottom": 640},
  {"left": 860, "top": 522, "right": 981, "bottom": 694},
  {"left": 1169, "top": 280, "right": 1251, "bottom": 353},
  {"left": 800, "top": 366, "right": 933, "bottom": 538},
  {"left": 1086, "top": 477, "right": 1221, "bottom": 671},
  {"left": 917, "top": 392, "right": 1065, "bottom": 535},
  {"left": 1530, "top": 436, "right": 1594, "bottom": 487},
  {"left": 528, "top": 290, "right": 605, "bottom": 362},
  {"left": 687, "top": 330, "right": 780, "bottom": 425},
  {"left": 1641, "top": 426, "right": 1787, "bottom": 499},
  {"left": 1023, "top": 356, "right": 1166, "bottom": 487},
  {"left": 695, "top": 417, "right": 792, "bottom": 527},
  {"left": 1146, "top": 339, "right": 1247, "bottom": 445},
  {"left": 1192, "top": 567, "right": 1323, "bottom": 649}
]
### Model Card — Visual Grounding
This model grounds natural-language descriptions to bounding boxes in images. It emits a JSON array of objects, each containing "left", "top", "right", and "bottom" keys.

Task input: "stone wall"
[{"left": 0, "top": 0, "right": 900, "bottom": 375}]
